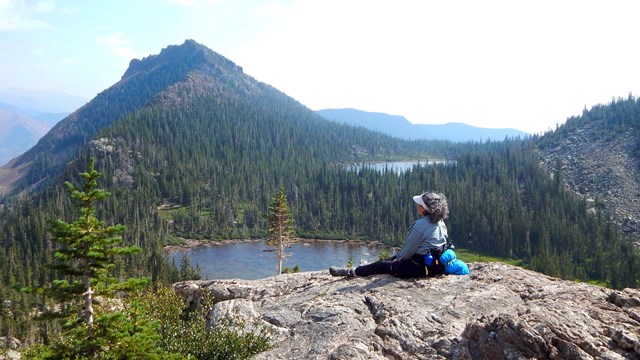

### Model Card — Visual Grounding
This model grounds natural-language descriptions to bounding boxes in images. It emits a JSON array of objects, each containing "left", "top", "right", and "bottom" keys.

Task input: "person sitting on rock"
[{"left": 330, "top": 191, "right": 450, "bottom": 278}]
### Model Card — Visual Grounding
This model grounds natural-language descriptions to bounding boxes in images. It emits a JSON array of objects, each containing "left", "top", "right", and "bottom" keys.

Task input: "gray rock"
[
  {"left": 174, "top": 262, "right": 640, "bottom": 359},
  {"left": 0, "top": 337, "right": 21, "bottom": 360}
]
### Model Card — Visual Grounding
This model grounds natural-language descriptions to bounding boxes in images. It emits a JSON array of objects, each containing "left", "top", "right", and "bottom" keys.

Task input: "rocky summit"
[{"left": 174, "top": 263, "right": 640, "bottom": 359}]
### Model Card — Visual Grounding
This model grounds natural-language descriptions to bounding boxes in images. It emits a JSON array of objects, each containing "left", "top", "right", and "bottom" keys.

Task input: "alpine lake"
[
  {"left": 345, "top": 159, "right": 454, "bottom": 172},
  {"left": 167, "top": 240, "right": 390, "bottom": 280}
]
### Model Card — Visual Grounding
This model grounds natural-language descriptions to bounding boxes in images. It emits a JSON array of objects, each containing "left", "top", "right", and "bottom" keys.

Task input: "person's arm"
[{"left": 395, "top": 220, "right": 425, "bottom": 261}]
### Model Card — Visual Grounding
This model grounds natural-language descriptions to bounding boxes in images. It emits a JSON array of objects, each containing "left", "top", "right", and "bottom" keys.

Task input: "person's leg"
[
  {"left": 330, "top": 259, "right": 396, "bottom": 277},
  {"left": 329, "top": 266, "right": 355, "bottom": 276},
  {"left": 353, "top": 260, "right": 395, "bottom": 277},
  {"left": 331, "top": 256, "right": 427, "bottom": 278},
  {"left": 394, "top": 259, "right": 427, "bottom": 278}
]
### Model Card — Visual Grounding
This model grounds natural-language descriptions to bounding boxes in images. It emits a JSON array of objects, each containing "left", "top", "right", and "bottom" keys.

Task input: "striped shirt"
[{"left": 396, "top": 216, "right": 448, "bottom": 261}]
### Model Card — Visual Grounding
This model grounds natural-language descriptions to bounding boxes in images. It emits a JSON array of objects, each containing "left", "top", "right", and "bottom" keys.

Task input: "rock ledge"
[{"left": 175, "top": 262, "right": 640, "bottom": 359}]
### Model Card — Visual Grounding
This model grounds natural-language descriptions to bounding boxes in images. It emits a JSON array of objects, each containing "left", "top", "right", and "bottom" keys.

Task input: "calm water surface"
[
  {"left": 346, "top": 160, "right": 454, "bottom": 173},
  {"left": 168, "top": 240, "right": 389, "bottom": 280}
]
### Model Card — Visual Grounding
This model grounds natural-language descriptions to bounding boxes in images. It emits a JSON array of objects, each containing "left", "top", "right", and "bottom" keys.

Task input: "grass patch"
[
  {"left": 163, "top": 234, "right": 183, "bottom": 246},
  {"left": 585, "top": 279, "right": 609, "bottom": 287},
  {"left": 456, "top": 248, "right": 613, "bottom": 288},
  {"left": 454, "top": 247, "right": 523, "bottom": 266},
  {"left": 157, "top": 206, "right": 188, "bottom": 220}
]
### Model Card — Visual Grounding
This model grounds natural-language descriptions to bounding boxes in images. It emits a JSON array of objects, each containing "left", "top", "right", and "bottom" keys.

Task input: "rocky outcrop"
[
  {"left": 538, "top": 121, "right": 640, "bottom": 243},
  {"left": 174, "top": 263, "right": 640, "bottom": 359},
  {"left": 0, "top": 337, "right": 21, "bottom": 360}
]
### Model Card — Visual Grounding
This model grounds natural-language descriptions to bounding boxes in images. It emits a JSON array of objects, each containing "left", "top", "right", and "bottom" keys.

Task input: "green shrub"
[
  {"left": 282, "top": 265, "right": 300, "bottom": 273},
  {"left": 346, "top": 256, "right": 354, "bottom": 268},
  {"left": 134, "top": 286, "right": 272, "bottom": 359},
  {"left": 377, "top": 249, "right": 391, "bottom": 261},
  {"left": 22, "top": 305, "right": 180, "bottom": 359}
]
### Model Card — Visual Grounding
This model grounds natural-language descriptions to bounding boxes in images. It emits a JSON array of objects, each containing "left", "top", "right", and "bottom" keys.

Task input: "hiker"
[{"left": 330, "top": 191, "right": 450, "bottom": 278}]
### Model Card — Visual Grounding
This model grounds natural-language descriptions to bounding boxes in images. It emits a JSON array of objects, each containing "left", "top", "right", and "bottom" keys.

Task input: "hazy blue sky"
[{"left": 1, "top": 0, "right": 639, "bottom": 133}]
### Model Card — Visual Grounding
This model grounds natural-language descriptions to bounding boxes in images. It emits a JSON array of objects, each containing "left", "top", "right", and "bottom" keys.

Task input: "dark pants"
[{"left": 354, "top": 253, "right": 427, "bottom": 278}]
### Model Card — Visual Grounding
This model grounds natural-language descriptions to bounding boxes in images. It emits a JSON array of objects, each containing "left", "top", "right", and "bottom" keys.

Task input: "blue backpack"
[{"left": 439, "top": 249, "right": 470, "bottom": 275}]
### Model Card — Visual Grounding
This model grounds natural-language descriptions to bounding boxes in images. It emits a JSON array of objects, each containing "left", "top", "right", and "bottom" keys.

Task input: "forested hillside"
[
  {"left": 1, "top": 40, "right": 638, "bottom": 344},
  {"left": 537, "top": 95, "right": 640, "bottom": 243}
]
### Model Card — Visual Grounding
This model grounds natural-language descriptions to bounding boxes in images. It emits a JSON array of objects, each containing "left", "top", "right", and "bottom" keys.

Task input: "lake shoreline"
[{"left": 162, "top": 238, "right": 395, "bottom": 255}]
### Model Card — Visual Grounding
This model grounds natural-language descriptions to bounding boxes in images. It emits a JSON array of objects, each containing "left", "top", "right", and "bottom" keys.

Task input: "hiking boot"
[{"left": 329, "top": 266, "right": 355, "bottom": 277}]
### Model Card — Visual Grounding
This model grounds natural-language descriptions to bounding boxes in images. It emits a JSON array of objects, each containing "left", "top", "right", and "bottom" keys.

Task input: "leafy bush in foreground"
[{"left": 134, "top": 286, "right": 272, "bottom": 359}]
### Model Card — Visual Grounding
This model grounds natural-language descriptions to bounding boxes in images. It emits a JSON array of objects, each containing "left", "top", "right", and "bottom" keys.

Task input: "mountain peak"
[
  {"left": 122, "top": 39, "right": 243, "bottom": 80},
  {"left": 0, "top": 40, "right": 251, "bottom": 195}
]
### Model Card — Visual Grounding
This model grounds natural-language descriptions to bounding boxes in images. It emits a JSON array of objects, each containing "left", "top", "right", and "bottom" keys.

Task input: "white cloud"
[
  {"left": 58, "top": 56, "right": 79, "bottom": 66},
  {"left": 0, "top": 0, "right": 14, "bottom": 11},
  {"left": 165, "top": 0, "right": 217, "bottom": 8},
  {"left": 28, "top": 47, "right": 45, "bottom": 57},
  {"left": 0, "top": 16, "right": 47, "bottom": 30},
  {"left": 34, "top": 61, "right": 52, "bottom": 70},
  {"left": 97, "top": 32, "right": 138, "bottom": 60},
  {"left": 35, "top": 0, "right": 55, "bottom": 13},
  {"left": 166, "top": 0, "right": 199, "bottom": 7},
  {"left": 254, "top": 1, "right": 288, "bottom": 17},
  {"left": 111, "top": 46, "right": 137, "bottom": 60},
  {"left": 97, "top": 31, "right": 127, "bottom": 47},
  {"left": 0, "top": 0, "right": 53, "bottom": 30}
]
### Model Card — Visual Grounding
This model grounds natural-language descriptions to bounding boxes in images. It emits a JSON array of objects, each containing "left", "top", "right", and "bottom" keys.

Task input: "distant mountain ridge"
[
  {"left": 0, "top": 89, "right": 82, "bottom": 166},
  {"left": 0, "top": 100, "right": 69, "bottom": 127},
  {"left": 0, "top": 88, "right": 87, "bottom": 114},
  {"left": 317, "top": 108, "right": 528, "bottom": 142},
  {"left": 0, "top": 105, "right": 68, "bottom": 166}
]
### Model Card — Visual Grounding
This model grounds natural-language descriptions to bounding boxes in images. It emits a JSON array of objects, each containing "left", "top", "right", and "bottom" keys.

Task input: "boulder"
[
  {"left": 0, "top": 337, "right": 21, "bottom": 360},
  {"left": 174, "top": 262, "right": 640, "bottom": 359}
]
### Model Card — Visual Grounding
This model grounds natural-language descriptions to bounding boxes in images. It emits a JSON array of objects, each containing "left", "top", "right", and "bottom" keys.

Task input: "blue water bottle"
[{"left": 424, "top": 253, "right": 434, "bottom": 266}]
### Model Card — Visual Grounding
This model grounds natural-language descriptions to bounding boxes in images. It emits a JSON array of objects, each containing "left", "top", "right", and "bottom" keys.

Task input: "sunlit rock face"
[{"left": 175, "top": 262, "right": 640, "bottom": 359}]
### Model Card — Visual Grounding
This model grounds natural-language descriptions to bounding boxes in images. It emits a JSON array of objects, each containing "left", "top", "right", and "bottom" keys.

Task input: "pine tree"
[
  {"left": 178, "top": 256, "right": 201, "bottom": 281},
  {"left": 33, "top": 157, "right": 152, "bottom": 357},
  {"left": 266, "top": 187, "right": 297, "bottom": 275}
]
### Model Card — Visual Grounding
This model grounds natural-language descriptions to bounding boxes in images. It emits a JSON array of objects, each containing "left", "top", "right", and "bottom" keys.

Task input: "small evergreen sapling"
[
  {"left": 46, "top": 157, "right": 146, "bottom": 324},
  {"left": 30, "top": 157, "right": 153, "bottom": 357},
  {"left": 266, "top": 186, "right": 297, "bottom": 275}
]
